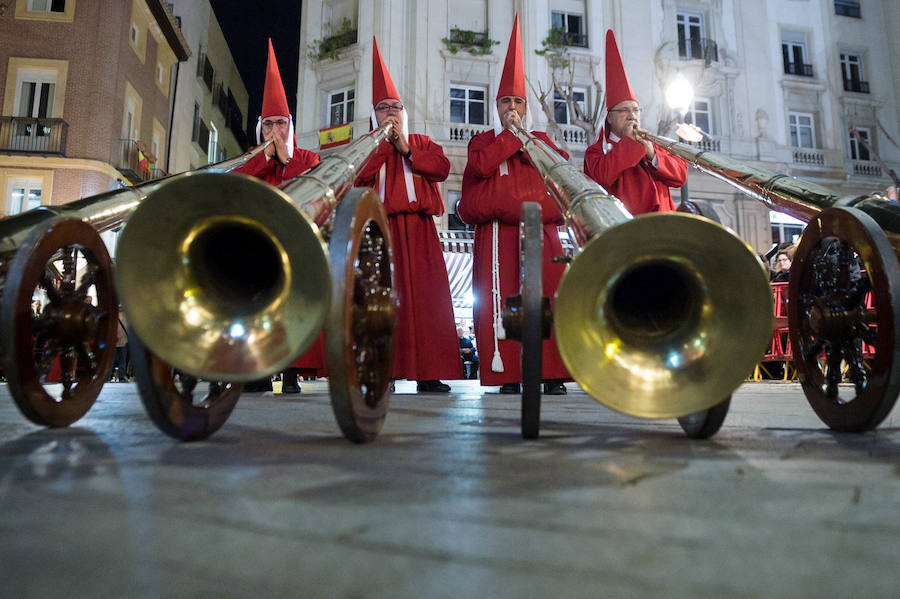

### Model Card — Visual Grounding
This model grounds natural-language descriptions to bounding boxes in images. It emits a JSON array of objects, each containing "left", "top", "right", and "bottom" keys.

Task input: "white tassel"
[
  {"left": 490, "top": 220, "right": 505, "bottom": 372},
  {"left": 491, "top": 350, "right": 505, "bottom": 373}
]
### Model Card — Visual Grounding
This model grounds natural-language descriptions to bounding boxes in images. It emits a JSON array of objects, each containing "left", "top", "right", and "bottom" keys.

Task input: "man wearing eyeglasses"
[
  {"left": 584, "top": 30, "right": 686, "bottom": 215},
  {"left": 236, "top": 39, "right": 322, "bottom": 394},
  {"left": 236, "top": 39, "right": 320, "bottom": 187},
  {"left": 355, "top": 38, "right": 460, "bottom": 393}
]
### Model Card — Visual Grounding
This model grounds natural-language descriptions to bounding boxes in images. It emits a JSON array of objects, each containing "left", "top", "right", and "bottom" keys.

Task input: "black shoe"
[
  {"left": 281, "top": 384, "right": 301, "bottom": 394},
  {"left": 543, "top": 380, "right": 567, "bottom": 395},
  {"left": 416, "top": 380, "right": 451, "bottom": 392},
  {"left": 499, "top": 382, "right": 521, "bottom": 394},
  {"left": 245, "top": 379, "right": 273, "bottom": 393}
]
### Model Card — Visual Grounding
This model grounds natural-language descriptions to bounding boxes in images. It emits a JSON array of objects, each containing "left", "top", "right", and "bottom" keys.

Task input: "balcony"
[
  {"left": 792, "top": 148, "right": 826, "bottom": 167},
  {"left": 559, "top": 125, "right": 587, "bottom": 147},
  {"left": 784, "top": 62, "right": 814, "bottom": 77},
  {"left": 562, "top": 32, "right": 588, "bottom": 48},
  {"left": 852, "top": 161, "right": 881, "bottom": 177},
  {"left": 843, "top": 79, "right": 870, "bottom": 93},
  {"left": 119, "top": 139, "right": 161, "bottom": 183},
  {"left": 448, "top": 125, "right": 488, "bottom": 143},
  {"left": 0, "top": 116, "right": 68, "bottom": 154},
  {"left": 835, "top": 1, "right": 861, "bottom": 18},
  {"left": 678, "top": 38, "right": 718, "bottom": 65},
  {"left": 688, "top": 138, "right": 722, "bottom": 153}
]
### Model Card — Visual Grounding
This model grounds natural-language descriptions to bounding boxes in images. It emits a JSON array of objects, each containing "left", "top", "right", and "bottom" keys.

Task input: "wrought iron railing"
[
  {"left": 784, "top": 62, "right": 814, "bottom": 77},
  {"left": 119, "top": 139, "right": 155, "bottom": 182},
  {"left": 843, "top": 79, "right": 870, "bottom": 93},
  {"left": 0, "top": 116, "right": 68, "bottom": 154},
  {"left": 678, "top": 37, "right": 718, "bottom": 64}
]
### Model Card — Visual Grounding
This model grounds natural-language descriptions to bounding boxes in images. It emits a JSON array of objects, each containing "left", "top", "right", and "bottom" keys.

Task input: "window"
[
  {"left": 328, "top": 87, "right": 355, "bottom": 127},
  {"left": 782, "top": 31, "right": 812, "bottom": 77},
  {"left": 15, "top": 73, "right": 56, "bottom": 138},
  {"left": 156, "top": 63, "right": 164, "bottom": 85},
  {"left": 789, "top": 112, "right": 815, "bottom": 148},
  {"left": 191, "top": 102, "right": 201, "bottom": 142},
  {"left": 676, "top": 12, "right": 704, "bottom": 59},
  {"left": 685, "top": 98, "right": 713, "bottom": 134},
  {"left": 28, "top": 0, "right": 66, "bottom": 12},
  {"left": 835, "top": 0, "right": 861, "bottom": 18},
  {"left": 553, "top": 89, "right": 586, "bottom": 125},
  {"left": 551, "top": 11, "right": 587, "bottom": 48},
  {"left": 208, "top": 121, "right": 218, "bottom": 163},
  {"left": 6, "top": 178, "right": 43, "bottom": 215},
  {"left": 849, "top": 127, "right": 871, "bottom": 161},
  {"left": 130, "top": 23, "right": 140, "bottom": 46},
  {"left": 840, "top": 53, "right": 869, "bottom": 93},
  {"left": 450, "top": 85, "right": 486, "bottom": 125}
]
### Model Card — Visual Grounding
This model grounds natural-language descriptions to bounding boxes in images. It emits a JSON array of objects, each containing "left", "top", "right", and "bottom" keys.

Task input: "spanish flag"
[
  {"left": 138, "top": 149, "right": 151, "bottom": 174},
  {"left": 319, "top": 123, "right": 352, "bottom": 149}
]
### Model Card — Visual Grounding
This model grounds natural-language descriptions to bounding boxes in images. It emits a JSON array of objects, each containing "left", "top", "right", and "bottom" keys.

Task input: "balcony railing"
[
  {"left": 0, "top": 116, "right": 68, "bottom": 154},
  {"left": 784, "top": 62, "right": 814, "bottom": 77},
  {"left": 448, "top": 125, "right": 488, "bottom": 142},
  {"left": 843, "top": 79, "right": 870, "bottom": 93},
  {"left": 562, "top": 32, "right": 588, "bottom": 48},
  {"left": 559, "top": 125, "right": 587, "bottom": 146},
  {"left": 852, "top": 161, "right": 882, "bottom": 177},
  {"left": 678, "top": 37, "right": 718, "bottom": 64},
  {"left": 835, "top": 1, "right": 861, "bottom": 18},
  {"left": 688, "top": 138, "right": 721, "bottom": 153},
  {"left": 792, "top": 148, "right": 826, "bottom": 166}
]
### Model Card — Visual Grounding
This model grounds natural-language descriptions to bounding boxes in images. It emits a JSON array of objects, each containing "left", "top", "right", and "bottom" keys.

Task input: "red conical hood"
[
  {"left": 496, "top": 13, "right": 526, "bottom": 99},
  {"left": 605, "top": 29, "right": 637, "bottom": 110},
  {"left": 372, "top": 37, "right": 401, "bottom": 105},
  {"left": 261, "top": 38, "right": 291, "bottom": 118}
]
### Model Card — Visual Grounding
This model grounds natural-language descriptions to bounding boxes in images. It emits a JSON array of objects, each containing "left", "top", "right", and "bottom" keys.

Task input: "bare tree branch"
[{"left": 851, "top": 126, "right": 900, "bottom": 187}]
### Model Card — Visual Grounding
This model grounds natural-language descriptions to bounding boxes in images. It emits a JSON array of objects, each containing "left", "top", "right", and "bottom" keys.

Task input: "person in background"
[
  {"left": 458, "top": 14, "right": 570, "bottom": 395},
  {"left": 234, "top": 38, "right": 322, "bottom": 394},
  {"left": 458, "top": 326, "right": 479, "bottom": 379},
  {"left": 771, "top": 247, "right": 794, "bottom": 283},
  {"left": 355, "top": 37, "right": 460, "bottom": 393},
  {"left": 583, "top": 30, "right": 687, "bottom": 215}
]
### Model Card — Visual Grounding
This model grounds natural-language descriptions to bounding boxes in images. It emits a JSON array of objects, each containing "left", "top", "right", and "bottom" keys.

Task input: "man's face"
[
  {"left": 374, "top": 98, "right": 404, "bottom": 127},
  {"left": 497, "top": 96, "right": 526, "bottom": 120},
  {"left": 607, "top": 100, "right": 642, "bottom": 138},
  {"left": 261, "top": 115, "right": 290, "bottom": 138}
]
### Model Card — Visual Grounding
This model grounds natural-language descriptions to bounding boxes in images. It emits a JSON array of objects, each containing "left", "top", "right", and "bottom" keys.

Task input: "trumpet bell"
[
  {"left": 555, "top": 212, "right": 773, "bottom": 418},
  {"left": 115, "top": 171, "right": 331, "bottom": 382}
]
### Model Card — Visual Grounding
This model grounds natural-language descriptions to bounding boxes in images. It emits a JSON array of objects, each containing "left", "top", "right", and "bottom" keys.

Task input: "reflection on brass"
[
  {"left": 511, "top": 126, "right": 773, "bottom": 419},
  {"left": 115, "top": 125, "right": 394, "bottom": 382}
]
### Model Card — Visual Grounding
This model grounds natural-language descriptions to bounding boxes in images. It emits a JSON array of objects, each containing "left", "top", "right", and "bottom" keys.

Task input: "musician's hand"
[
  {"left": 502, "top": 109, "right": 522, "bottom": 131},
  {"left": 384, "top": 116, "right": 410, "bottom": 155},
  {"left": 265, "top": 127, "right": 291, "bottom": 164},
  {"left": 626, "top": 124, "right": 655, "bottom": 160}
]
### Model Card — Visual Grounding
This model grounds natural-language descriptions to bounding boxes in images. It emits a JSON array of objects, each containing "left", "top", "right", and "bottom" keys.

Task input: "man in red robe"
[
  {"left": 583, "top": 30, "right": 687, "bottom": 215},
  {"left": 234, "top": 39, "right": 321, "bottom": 394},
  {"left": 458, "top": 14, "right": 570, "bottom": 395},
  {"left": 355, "top": 37, "right": 460, "bottom": 392}
]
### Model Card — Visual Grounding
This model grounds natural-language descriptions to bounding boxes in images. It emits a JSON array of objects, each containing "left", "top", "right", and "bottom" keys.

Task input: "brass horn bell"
[
  {"left": 554, "top": 212, "right": 774, "bottom": 419},
  {"left": 115, "top": 171, "right": 331, "bottom": 382}
]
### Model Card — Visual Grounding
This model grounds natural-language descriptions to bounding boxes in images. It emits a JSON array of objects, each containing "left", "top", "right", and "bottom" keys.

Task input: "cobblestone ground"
[{"left": 0, "top": 379, "right": 898, "bottom": 598}]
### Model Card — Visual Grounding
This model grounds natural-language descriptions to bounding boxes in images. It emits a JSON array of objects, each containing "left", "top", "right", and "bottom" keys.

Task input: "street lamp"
[{"left": 665, "top": 73, "right": 694, "bottom": 205}]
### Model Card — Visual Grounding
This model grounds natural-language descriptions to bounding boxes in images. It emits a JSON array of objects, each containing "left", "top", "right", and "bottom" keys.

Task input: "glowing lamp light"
[{"left": 665, "top": 73, "right": 694, "bottom": 116}]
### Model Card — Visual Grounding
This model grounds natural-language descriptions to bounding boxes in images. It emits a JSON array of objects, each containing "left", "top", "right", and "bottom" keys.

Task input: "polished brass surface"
[
  {"left": 512, "top": 126, "right": 773, "bottom": 419},
  {"left": 116, "top": 125, "right": 393, "bottom": 382}
]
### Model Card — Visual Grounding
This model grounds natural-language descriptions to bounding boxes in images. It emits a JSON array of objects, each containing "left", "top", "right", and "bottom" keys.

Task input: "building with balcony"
[
  {"left": 165, "top": 1, "right": 250, "bottom": 174},
  {"left": 296, "top": 0, "right": 900, "bottom": 252},
  {"left": 0, "top": 0, "right": 190, "bottom": 217}
]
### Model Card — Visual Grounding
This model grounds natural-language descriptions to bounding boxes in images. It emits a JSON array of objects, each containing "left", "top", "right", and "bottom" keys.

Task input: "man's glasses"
[
  {"left": 375, "top": 103, "right": 404, "bottom": 113},
  {"left": 261, "top": 119, "right": 289, "bottom": 128},
  {"left": 609, "top": 107, "right": 643, "bottom": 116}
]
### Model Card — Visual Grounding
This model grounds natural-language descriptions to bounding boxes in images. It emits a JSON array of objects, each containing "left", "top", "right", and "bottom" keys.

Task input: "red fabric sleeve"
[
  {"left": 408, "top": 136, "right": 450, "bottom": 182},
  {"left": 583, "top": 135, "right": 645, "bottom": 189},
  {"left": 354, "top": 141, "right": 391, "bottom": 187},
  {"left": 233, "top": 151, "right": 275, "bottom": 179},
  {"left": 465, "top": 129, "right": 524, "bottom": 178},
  {"left": 651, "top": 147, "right": 688, "bottom": 188}
]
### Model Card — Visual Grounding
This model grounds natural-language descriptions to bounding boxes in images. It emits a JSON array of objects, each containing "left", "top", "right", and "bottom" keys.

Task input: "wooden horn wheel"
[
  {"left": 130, "top": 328, "right": 242, "bottom": 441},
  {"left": 326, "top": 188, "right": 397, "bottom": 443},
  {"left": 0, "top": 218, "right": 117, "bottom": 427},
  {"left": 788, "top": 206, "right": 900, "bottom": 432},
  {"left": 675, "top": 200, "right": 731, "bottom": 439}
]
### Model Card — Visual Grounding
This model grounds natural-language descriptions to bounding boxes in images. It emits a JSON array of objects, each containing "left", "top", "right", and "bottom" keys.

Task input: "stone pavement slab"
[{"left": 0, "top": 380, "right": 898, "bottom": 598}]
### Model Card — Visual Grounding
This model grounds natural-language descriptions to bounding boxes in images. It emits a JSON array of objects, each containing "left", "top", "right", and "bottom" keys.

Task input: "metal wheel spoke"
[
  {"left": 76, "top": 262, "right": 99, "bottom": 298},
  {"left": 40, "top": 269, "right": 63, "bottom": 305}
]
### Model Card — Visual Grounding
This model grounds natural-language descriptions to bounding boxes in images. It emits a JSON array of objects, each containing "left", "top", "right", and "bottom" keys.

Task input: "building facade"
[
  {"left": 165, "top": 1, "right": 249, "bottom": 174},
  {"left": 0, "top": 0, "right": 190, "bottom": 215},
  {"left": 296, "top": 0, "right": 900, "bottom": 253}
]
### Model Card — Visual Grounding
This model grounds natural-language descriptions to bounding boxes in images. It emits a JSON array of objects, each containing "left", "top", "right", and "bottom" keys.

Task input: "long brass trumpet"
[
  {"left": 511, "top": 125, "right": 773, "bottom": 418},
  {"left": 635, "top": 127, "right": 900, "bottom": 432},
  {"left": 115, "top": 123, "right": 394, "bottom": 383}
]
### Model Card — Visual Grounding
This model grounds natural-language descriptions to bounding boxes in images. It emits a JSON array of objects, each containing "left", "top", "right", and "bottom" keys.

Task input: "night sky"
[{"left": 209, "top": 0, "right": 301, "bottom": 133}]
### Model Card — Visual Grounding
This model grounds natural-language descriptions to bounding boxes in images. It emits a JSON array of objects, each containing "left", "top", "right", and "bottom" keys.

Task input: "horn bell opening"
[
  {"left": 555, "top": 212, "right": 773, "bottom": 419},
  {"left": 115, "top": 171, "right": 331, "bottom": 382}
]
